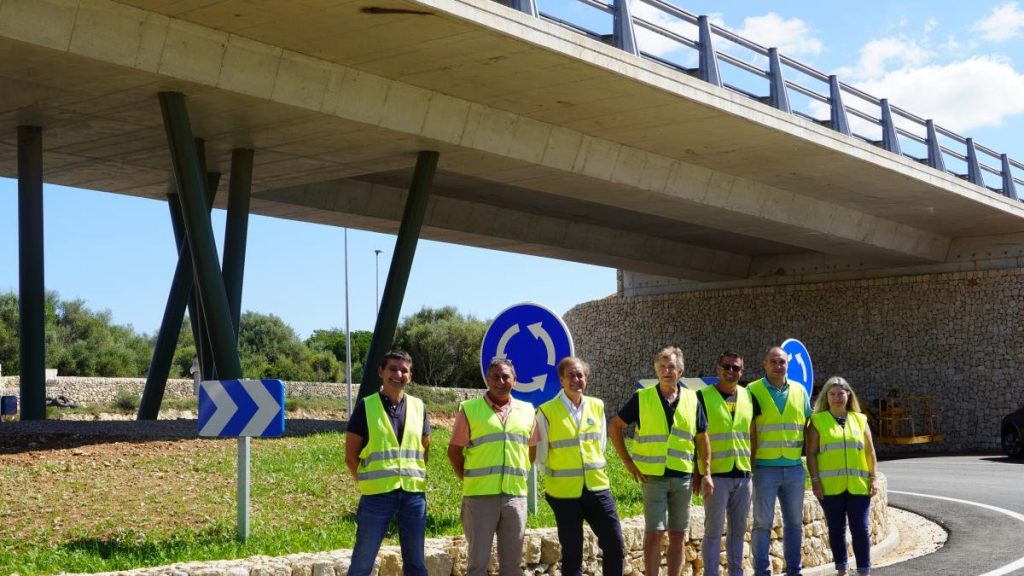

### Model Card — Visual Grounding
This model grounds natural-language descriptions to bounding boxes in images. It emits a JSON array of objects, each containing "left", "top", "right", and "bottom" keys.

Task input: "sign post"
[
  {"left": 198, "top": 378, "right": 285, "bottom": 541},
  {"left": 480, "top": 303, "right": 574, "bottom": 513}
]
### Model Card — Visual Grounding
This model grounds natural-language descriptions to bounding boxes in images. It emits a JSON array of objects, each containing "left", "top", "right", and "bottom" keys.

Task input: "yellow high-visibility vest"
[
  {"left": 749, "top": 378, "right": 807, "bottom": 461},
  {"left": 632, "top": 385, "right": 697, "bottom": 475},
  {"left": 356, "top": 393, "right": 427, "bottom": 495},
  {"left": 539, "top": 395, "right": 609, "bottom": 498},
  {"left": 461, "top": 397, "right": 535, "bottom": 496},
  {"left": 811, "top": 411, "right": 871, "bottom": 496},
  {"left": 698, "top": 385, "right": 752, "bottom": 475}
]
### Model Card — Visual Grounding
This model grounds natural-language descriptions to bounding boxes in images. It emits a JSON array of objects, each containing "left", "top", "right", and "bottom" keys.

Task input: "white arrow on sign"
[
  {"left": 199, "top": 380, "right": 238, "bottom": 436},
  {"left": 516, "top": 373, "right": 547, "bottom": 393},
  {"left": 528, "top": 322, "right": 556, "bottom": 366},
  {"left": 496, "top": 323, "right": 520, "bottom": 358},
  {"left": 792, "top": 352, "right": 808, "bottom": 382},
  {"left": 240, "top": 380, "right": 281, "bottom": 436}
]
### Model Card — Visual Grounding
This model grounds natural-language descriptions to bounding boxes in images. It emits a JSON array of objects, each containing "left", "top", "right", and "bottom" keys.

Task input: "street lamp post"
[
  {"left": 374, "top": 249, "right": 383, "bottom": 317},
  {"left": 344, "top": 229, "right": 353, "bottom": 416}
]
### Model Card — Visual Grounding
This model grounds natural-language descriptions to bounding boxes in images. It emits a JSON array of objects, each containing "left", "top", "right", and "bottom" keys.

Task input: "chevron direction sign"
[{"left": 198, "top": 379, "right": 285, "bottom": 437}]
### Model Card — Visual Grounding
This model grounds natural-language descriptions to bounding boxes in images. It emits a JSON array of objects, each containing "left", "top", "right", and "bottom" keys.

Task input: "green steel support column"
[
  {"left": 137, "top": 182, "right": 219, "bottom": 420},
  {"left": 222, "top": 149, "right": 255, "bottom": 336},
  {"left": 17, "top": 126, "right": 46, "bottom": 420},
  {"left": 158, "top": 92, "right": 241, "bottom": 379},
  {"left": 357, "top": 151, "right": 438, "bottom": 399},
  {"left": 195, "top": 170, "right": 222, "bottom": 379}
]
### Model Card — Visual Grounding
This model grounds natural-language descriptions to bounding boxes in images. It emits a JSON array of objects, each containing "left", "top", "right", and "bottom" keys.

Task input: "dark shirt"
[
  {"left": 618, "top": 385, "right": 708, "bottom": 478},
  {"left": 348, "top": 391, "right": 431, "bottom": 452},
  {"left": 697, "top": 387, "right": 750, "bottom": 479}
]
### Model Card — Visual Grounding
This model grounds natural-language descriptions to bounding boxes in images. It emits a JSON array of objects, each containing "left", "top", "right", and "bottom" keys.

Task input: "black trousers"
[{"left": 545, "top": 488, "right": 625, "bottom": 576}]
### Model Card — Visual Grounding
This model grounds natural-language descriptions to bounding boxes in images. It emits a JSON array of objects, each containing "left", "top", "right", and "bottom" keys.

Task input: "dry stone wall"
[
  {"left": 68, "top": 477, "right": 889, "bottom": 576},
  {"left": 563, "top": 268, "right": 1024, "bottom": 453}
]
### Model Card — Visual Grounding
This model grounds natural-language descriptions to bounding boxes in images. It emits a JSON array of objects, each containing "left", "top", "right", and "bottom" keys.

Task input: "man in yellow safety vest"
[
  {"left": 448, "top": 357, "right": 539, "bottom": 576},
  {"left": 344, "top": 350, "right": 429, "bottom": 576},
  {"left": 610, "top": 346, "right": 712, "bottom": 576}
]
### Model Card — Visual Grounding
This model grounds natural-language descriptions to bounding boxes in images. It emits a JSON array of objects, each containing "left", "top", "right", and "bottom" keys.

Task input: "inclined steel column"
[
  {"left": 137, "top": 182, "right": 219, "bottom": 420},
  {"left": 1001, "top": 154, "right": 1019, "bottom": 201},
  {"left": 158, "top": 92, "right": 242, "bottom": 379},
  {"left": 195, "top": 170, "right": 222, "bottom": 379},
  {"left": 17, "top": 126, "right": 46, "bottom": 420},
  {"left": 357, "top": 151, "right": 439, "bottom": 399},
  {"left": 222, "top": 149, "right": 255, "bottom": 336}
]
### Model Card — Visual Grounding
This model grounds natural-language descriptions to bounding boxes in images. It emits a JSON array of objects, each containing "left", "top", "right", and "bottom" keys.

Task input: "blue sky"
[{"left": 1, "top": 0, "right": 1023, "bottom": 339}]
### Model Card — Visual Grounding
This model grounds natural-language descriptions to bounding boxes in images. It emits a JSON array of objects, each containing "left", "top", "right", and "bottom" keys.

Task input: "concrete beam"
[{"left": 257, "top": 178, "right": 752, "bottom": 281}]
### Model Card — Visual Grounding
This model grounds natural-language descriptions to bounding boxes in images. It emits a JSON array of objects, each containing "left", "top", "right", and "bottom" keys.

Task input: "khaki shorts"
[{"left": 642, "top": 475, "right": 693, "bottom": 532}]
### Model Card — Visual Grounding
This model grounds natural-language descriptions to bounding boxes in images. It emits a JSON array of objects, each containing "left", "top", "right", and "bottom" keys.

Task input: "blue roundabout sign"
[{"left": 480, "top": 303, "right": 574, "bottom": 407}]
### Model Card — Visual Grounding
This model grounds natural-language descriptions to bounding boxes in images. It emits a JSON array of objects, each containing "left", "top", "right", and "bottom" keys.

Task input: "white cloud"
[
  {"left": 854, "top": 56, "right": 1024, "bottom": 132},
  {"left": 836, "top": 37, "right": 933, "bottom": 80},
  {"left": 733, "top": 12, "right": 823, "bottom": 57},
  {"left": 971, "top": 2, "right": 1024, "bottom": 42},
  {"left": 628, "top": 0, "right": 699, "bottom": 59}
]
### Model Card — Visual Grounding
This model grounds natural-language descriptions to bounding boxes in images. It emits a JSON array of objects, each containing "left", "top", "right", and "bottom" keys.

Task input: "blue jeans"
[
  {"left": 348, "top": 489, "right": 427, "bottom": 576},
  {"left": 821, "top": 492, "right": 872, "bottom": 574},
  {"left": 752, "top": 465, "right": 805, "bottom": 576},
  {"left": 702, "top": 475, "right": 752, "bottom": 576}
]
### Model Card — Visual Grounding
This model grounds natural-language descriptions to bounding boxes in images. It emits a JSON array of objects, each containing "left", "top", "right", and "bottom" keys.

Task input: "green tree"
[
  {"left": 395, "top": 306, "right": 488, "bottom": 388},
  {"left": 305, "top": 328, "right": 373, "bottom": 383},
  {"left": 237, "top": 311, "right": 342, "bottom": 382}
]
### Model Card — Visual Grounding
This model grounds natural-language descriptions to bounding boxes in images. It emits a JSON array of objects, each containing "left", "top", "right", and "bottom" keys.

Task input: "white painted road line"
[{"left": 889, "top": 490, "right": 1024, "bottom": 576}]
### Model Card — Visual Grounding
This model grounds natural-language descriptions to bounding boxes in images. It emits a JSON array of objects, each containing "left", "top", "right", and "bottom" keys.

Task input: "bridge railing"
[{"left": 505, "top": 0, "right": 1024, "bottom": 200}]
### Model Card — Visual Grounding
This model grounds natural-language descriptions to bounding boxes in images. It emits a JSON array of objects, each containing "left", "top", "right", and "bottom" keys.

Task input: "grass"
[{"left": 1, "top": 428, "right": 664, "bottom": 575}]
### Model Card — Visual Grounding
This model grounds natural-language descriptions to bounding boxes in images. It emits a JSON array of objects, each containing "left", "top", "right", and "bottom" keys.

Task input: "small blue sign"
[
  {"left": 480, "top": 303, "right": 574, "bottom": 407},
  {"left": 780, "top": 338, "right": 814, "bottom": 395},
  {"left": 198, "top": 379, "right": 285, "bottom": 437}
]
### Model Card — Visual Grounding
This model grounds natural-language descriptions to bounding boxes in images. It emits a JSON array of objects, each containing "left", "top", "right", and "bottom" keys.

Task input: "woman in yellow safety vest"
[{"left": 806, "top": 376, "right": 879, "bottom": 576}]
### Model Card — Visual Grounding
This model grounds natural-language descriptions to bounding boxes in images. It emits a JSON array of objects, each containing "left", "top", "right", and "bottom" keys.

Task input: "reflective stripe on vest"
[
  {"left": 749, "top": 379, "right": 807, "bottom": 461},
  {"left": 539, "top": 395, "right": 609, "bottom": 497},
  {"left": 356, "top": 393, "right": 427, "bottom": 495},
  {"left": 461, "top": 397, "right": 535, "bottom": 496},
  {"left": 698, "top": 385, "right": 752, "bottom": 475},
  {"left": 811, "top": 411, "right": 871, "bottom": 496},
  {"left": 632, "top": 385, "right": 697, "bottom": 475}
]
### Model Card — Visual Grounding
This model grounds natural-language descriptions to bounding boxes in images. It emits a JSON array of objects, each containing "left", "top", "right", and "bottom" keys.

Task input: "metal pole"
[
  {"left": 345, "top": 228, "right": 353, "bottom": 416},
  {"left": 17, "top": 125, "right": 45, "bottom": 420},
  {"left": 358, "top": 151, "right": 439, "bottom": 399},
  {"left": 374, "top": 249, "right": 382, "bottom": 318},
  {"left": 157, "top": 92, "right": 242, "bottom": 380}
]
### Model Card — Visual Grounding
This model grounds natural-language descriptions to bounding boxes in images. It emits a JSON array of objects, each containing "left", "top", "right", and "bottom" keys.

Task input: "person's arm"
[
  {"left": 610, "top": 415, "right": 645, "bottom": 483},
  {"left": 534, "top": 412, "right": 549, "bottom": 470},
  {"left": 528, "top": 419, "right": 540, "bottom": 464},
  {"left": 749, "top": 395, "right": 759, "bottom": 463},
  {"left": 448, "top": 409, "right": 469, "bottom": 480},
  {"left": 805, "top": 423, "right": 823, "bottom": 501},
  {"left": 422, "top": 409, "right": 431, "bottom": 465},
  {"left": 863, "top": 417, "right": 879, "bottom": 496},
  {"left": 696, "top": 431, "right": 714, "bottom": 498},
  {"left": 345, "top": 431, "right": 364, "bottom": 482}
]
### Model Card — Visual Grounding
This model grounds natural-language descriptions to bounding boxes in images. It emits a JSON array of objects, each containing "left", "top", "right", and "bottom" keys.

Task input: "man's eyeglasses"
[{"left": 720, "top": 363, "right": 743, "bottom": 372}]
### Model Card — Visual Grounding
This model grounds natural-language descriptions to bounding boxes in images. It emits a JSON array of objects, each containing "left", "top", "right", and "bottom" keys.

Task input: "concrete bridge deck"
[{"left": 2, "top": 0, "right": 1023, "bottom": 286}]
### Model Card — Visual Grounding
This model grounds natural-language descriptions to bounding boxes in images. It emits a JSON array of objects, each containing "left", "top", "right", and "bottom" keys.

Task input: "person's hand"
[
  {"left": 701, "top": 474, "right": 714, "bottom": 499},
  {"left": 870, "top": 477, "right": 879, "bottom": 496},
  {"left": 625, "top": 460, "right": 646, "bottom": 483},
  {"left": 812, "top": 480, "right": 824, "bottom": 501}
]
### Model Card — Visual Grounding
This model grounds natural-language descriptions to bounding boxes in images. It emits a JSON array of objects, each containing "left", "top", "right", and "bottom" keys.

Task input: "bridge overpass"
[{"left": 2, "top": 0, "right": 1023, "bottom": 419}]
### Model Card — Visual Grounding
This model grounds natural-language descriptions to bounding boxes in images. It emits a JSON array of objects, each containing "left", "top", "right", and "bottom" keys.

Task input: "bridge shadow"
[
  {"left": 0, "top": 418, "right": 347, "bottom": 454},
  {"left": 979, "top": 455, "right": 1024, "bottom": 465}
]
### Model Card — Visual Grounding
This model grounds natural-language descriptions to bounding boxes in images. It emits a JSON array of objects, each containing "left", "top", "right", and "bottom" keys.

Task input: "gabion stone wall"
[{"left": 564, "top": 268, "right": 1024, "bottom": 453}]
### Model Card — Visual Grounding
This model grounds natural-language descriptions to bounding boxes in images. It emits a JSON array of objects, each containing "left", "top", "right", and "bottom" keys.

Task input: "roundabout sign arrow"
[{"left": 481, "top": 303, "right": 574, "bottom": 406}]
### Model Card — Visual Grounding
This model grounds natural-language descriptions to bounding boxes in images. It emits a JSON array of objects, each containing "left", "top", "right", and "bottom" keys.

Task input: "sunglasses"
[{"left": 720, "top": 363, "right": 743, "bottom": 372}]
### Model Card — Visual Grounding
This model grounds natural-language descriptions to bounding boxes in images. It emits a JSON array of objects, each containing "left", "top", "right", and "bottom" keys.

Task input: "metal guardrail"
[{"left": 499, "top": 0, "right": 1023, "bottom": 201}]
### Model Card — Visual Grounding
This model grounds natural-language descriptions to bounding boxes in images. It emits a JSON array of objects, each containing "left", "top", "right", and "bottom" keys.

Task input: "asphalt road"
[{"left": 876, "top": 455, "right": 1024, "bottom": 576}]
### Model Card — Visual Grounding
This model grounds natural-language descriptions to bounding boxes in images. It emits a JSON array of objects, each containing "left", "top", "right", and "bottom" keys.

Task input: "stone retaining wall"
[
  {"left": 0, "top": 377, "right": 482, "bottom": 409},
  {"left": 76, "top": 477, "right": 888, "bottom": 576},
  {"left": 563, "top": 267, "right": 1024, "bottom": 453}
]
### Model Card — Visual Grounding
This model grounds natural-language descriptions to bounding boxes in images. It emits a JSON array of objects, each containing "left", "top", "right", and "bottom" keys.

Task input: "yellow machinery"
[{"left": 870, "top": 388, "right": 944, "bottom": 445}]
